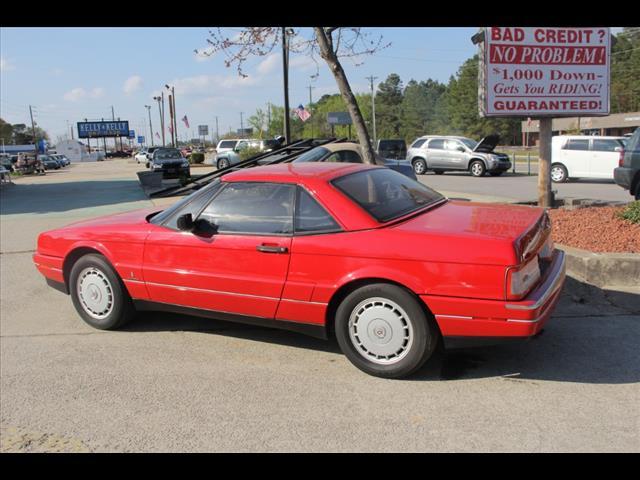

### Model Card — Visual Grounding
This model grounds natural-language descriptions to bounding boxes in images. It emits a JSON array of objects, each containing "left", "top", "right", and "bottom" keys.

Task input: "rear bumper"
[{"left": 422, "top": 250, "right": 566, "bottom": 348}]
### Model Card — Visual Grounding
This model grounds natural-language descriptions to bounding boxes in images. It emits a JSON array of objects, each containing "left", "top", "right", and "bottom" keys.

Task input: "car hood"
[{"left": 473, "top": 134, "right": 500, "bottom": 153}]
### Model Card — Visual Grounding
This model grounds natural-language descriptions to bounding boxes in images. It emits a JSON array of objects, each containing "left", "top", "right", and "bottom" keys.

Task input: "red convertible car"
[{"left": 33, "top": 163, "right": 566, "bottom": 378}]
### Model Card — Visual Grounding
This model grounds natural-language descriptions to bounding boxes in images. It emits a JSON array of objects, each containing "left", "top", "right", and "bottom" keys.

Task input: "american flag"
[
  {"left": 295, "top": 105, "right": 311, "bottom": 122},
  {"left": 182, "top": 115, "right": 190, "bottom": 128}
]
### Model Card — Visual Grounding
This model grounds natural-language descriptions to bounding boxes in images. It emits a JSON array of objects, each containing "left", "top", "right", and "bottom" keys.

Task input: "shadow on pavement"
[
  {"left": 0, "top": 180, "right": 148, "bottom": 215},
  {"left": 121, "top": 276, "right": 639, "bottom": 385}
]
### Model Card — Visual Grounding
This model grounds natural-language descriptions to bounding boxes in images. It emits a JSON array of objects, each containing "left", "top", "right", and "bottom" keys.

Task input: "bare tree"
[{"left": 196, "top": 27, "right": 390, "bottom": 164}]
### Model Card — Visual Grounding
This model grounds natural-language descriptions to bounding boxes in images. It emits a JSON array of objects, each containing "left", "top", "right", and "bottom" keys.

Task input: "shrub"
[
  {"left": 619, "top": 201, "right": 640, "bottom": 225},
  {"left": 239, "top": 147, "right": 263, "bottom": 161},
  {"left": 189, "top": 152, "right": 205, "bottom": 164}
]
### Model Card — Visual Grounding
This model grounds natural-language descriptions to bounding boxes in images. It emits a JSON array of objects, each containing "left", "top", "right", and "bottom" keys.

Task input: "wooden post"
[{"left": 538, "top": 117, "right": 553, "bottom": 207}]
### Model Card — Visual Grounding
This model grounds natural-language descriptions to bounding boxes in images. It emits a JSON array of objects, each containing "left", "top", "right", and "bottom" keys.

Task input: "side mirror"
[{"left": 176, "top": 213, "right": 194, "bottom": 231}]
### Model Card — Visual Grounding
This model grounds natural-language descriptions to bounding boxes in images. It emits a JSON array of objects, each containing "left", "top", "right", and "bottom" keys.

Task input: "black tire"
[
  {"left": 634, "top": 184, "right": 640, "bottom": 200},
  {"left": 334, "top": 283, "right": 439, "bottom": 379},
  {"left": 412, "top": 158, "right": 427, "bottom": 175},
  {"left": 469, "top": 160, "right": 486, "bottom": 177},
  {"left": 217, "top": 158, "right": 230, "bottom": 170},
  {"left": 434, "top": 170, "right": 445, "bottom": 175},
  {"left": 550, "top": 163, "right": 568, "bottom": 183},
  {"left": 69, "top": 254, "right": 136, "bottom": 330}
]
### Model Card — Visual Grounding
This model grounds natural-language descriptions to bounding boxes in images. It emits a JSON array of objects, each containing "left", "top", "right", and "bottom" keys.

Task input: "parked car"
[
  {"left": 550, "top": 135, "right": 627, "bottom": 183},
  {"left": 291, "top": 142, "right": 416, "bottom": 179},
  {"left": 376, "top": 139, "right": 407, "bottom": 160},
  {"left": 135, "top": 147, "right": 159, "bottom": 165},
  {"left": 214, "top": 139, "right": 262, "bottom": 169},
  {"left": 33, "top": 163, "right": 565, "bottom": 378},
  {"left": 407, "top": 134, "right": 512, "bottom": 177},
  {"left": 50, "top": 154, "right": 70, "bottom": 167},
  {"left": 40, "top": 155, "right": 61, "bottom": 170},
  {"left": 148, "top": 147, "right": 190, "bottom": 179},
  {"left": 614, "top": 128, "right": 640, "bottom": 200},
  {"left": 105, "top": 150, "right": 131, "bottom": 158},
  {"left": 0, "top": 154, "right": 13, "bottom": 172}
]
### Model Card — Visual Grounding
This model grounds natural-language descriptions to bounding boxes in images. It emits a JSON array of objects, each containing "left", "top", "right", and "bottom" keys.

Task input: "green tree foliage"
[
  {"left": 0, "top": 118, "right": 50, "bottom": 145},
  {"left": 375, "top": 74, "right": 403, "bottom": 138},
  {"left": 611, "top": 28, "right": 640, "bottom": 113}
]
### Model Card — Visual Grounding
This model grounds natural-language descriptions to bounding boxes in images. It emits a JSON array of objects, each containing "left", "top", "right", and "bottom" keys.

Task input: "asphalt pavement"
[{"left": 1, "top": 159, "right": 638, "bottom": 452}]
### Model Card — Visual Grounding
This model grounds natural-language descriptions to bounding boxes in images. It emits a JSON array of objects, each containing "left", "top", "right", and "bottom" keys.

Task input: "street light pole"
[
  {"left": 366, "top": 76, "right": 378, "bottom": 147},
  {"left": 145, "top": 105, "right": 154, "bottom": 146},
  {"left": 281, "top": 27, "right": 291, "bottom": 143}
]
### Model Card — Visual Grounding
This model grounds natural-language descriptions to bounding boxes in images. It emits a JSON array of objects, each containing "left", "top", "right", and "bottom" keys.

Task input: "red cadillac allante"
[{"left": 33, "top": 163, "right": 566, "bottom": 378}]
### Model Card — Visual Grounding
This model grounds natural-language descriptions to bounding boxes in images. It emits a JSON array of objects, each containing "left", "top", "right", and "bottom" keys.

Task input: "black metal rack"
[{"left": 149, "top": 137, "right": 347, "bottom": 198}]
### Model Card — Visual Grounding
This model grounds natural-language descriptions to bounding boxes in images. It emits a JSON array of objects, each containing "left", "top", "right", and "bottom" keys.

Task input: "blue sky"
[{"left": 0, "top": 27, "right": 618, "bottom": 144}]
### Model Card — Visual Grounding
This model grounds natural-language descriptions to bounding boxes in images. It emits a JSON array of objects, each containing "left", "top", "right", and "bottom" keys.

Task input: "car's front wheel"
[
  {"left": 469, "top": 160, "right": 486, "bottom": 177},
  {"left": 217, "top": 158, "right": 230, "bottom": 170},
  {"left": 335, "top": 283, "right": 439, "bottom": 379},
  {"left": 69, "top": 254, "right": 136, "bottom": 330}
]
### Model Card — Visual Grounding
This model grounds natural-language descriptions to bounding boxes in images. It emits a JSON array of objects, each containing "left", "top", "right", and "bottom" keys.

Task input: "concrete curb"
[{"left": 557, "top": 244, "right": 640, "bottom": 288}]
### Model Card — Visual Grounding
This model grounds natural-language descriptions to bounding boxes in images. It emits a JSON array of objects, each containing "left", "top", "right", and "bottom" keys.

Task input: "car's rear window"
[
  {"left": 332, "top": 168, "right": 444, "bottom": 223},
  {"left": 218, "top": 141, "right": 237, "bottom": 149}
]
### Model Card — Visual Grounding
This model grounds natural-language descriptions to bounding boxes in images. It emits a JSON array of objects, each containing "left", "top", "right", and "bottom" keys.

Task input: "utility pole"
[
  {"left": 267, "top": 103, "right": 271, "bottom": 137},
  {"left": 366, "top": 76, "right": 378, "bottom": 147},
  {"left": 215, "top": 116, "right": 219, "bottom": 144},
  {"left": 153, "top": 95, "right": 165, "bottom": 146},
  {"left": 145, "top": 105, "right": 154, "bottom": 146},
  {"left": 240, "top": 112, "right": 244, "bottom": 137},
  {"left": 538, "top": 118, "right": 553, "bottom": 207},
  {"left": 29, "top": 105, "right": 38, "bottom": 162},
  {"left": 281, "top": 27, "right": 291, "bottom": 143}
]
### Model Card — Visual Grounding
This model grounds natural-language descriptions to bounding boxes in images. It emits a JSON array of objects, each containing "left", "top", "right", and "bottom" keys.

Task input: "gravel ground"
[{"left": 549, "top": 206, "right": 640, "bottom": 253}]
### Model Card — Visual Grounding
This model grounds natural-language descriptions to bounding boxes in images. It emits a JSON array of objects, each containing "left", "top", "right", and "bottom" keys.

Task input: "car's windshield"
[
  {"left": 293, "top": 147, "right": 330, "bottom": 163},
  {"left": 459, "top": 138, "right": 477, "bottom": 150},
  {"left": 154, "top": 148, "right": 182, "bottom": 160},
  {"left": 150, "top": 179, "right": 223, "bottom": 226},
  {"left": 332, "top": 168, "right": 445, "bottom": 223}
]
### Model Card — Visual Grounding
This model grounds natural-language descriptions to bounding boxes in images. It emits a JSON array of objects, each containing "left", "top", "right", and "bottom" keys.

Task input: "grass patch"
[{"left": 618, "top": 201, "right": 640, "bottom": 225}]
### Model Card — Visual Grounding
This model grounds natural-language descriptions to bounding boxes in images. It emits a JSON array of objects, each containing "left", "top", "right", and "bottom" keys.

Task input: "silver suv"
[{"left": 407, "top": 134, "right": 511, "bottom": 177}]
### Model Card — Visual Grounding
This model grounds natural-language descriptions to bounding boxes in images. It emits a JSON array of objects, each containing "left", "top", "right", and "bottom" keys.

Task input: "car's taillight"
[
  {"left": 619, "top": 149, "right": 625, "bottom": 167},
  {"left": 506, "top": 256, "right": 541, "bottom": 301}
]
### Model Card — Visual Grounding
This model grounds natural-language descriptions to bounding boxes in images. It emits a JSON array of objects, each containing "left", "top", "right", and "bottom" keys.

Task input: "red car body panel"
[{"left": 34, "top": 162, "right": 566, "bottom": 345}]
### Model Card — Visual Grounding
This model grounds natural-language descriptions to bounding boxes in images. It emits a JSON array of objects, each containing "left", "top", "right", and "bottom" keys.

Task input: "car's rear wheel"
[
  {"left": 469, "top": 160, "right": 486, "bottom": 177},
  {"left": 335, "top": 283, "right": 439, "bottom": 379},
  {"left": 412, "top": 158, "right": 427, "bottom": 175},
  {"left": 69, "top": 254, "right": 135, "bottom": 330},
  {"left": 217, "top": 158, "right": 230, "bottom": 170},
  {"left": 551, "top": 163, "right": 568, "bottom": 183}
]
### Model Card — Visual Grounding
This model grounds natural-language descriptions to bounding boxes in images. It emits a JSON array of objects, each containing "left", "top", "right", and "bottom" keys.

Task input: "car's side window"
[
  {"left": 325, "top": 150, "right": 363, "bottom": 163},
  {"left": 198, "top": 182, "right": 295, "bottom": 235},
  {"left": 427, "top": 139, "right": 445, "bottom": 150},
  {"left": 563, "top": 139, "right": 590, "bottom": 151},
  {"left": 295, "top": 187, "right": 341, "bottom": 234},
  {"left": 591, "top": 139, "right": 623, "bottom": 152},
  {"left": 445, "top": 140, "right": 463, "bottom": 151},
  {"left": 411, "top": 139, "right": 426, "bottom": 149}
]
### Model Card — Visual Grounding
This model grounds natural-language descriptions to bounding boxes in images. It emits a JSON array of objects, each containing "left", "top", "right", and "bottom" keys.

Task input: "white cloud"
[
  {"left": 170, "top": 74, "right": 259, "bottom": 96},
  {"left": 123, "top": 75, "right": 143, "bottom": 95},
  {"left": 63, "top": 86, "right": 105, "bottom": 102},
  {"left": 1, "top": 57, "right": 16, "bottom": 72},
  {"left": 257, "top": 54, "right": 280, "bottom": 75}
]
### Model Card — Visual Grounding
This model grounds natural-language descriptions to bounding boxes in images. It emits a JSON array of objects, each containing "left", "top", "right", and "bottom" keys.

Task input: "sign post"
[{"left": 476, "top": 27, "right": 610, "bottom": 207}]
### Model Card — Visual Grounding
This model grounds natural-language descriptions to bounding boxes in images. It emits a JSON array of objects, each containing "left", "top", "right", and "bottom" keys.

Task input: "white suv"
[{"left": 550, "top": 135, "right": 626, "bottom": 182}]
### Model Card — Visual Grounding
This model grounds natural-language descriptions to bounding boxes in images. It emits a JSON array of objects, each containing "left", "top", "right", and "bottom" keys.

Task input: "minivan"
[{"left": 550, "top": 135, "right": 626, "bottom": 183}]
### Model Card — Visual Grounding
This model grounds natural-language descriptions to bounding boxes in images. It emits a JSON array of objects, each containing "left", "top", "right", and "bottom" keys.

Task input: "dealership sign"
[
  {"left": 479, "top": 27, "right": 610, "bottom": 117},
  {"left": 198, "top": 125, "right": 209, "bottom": 136},
  {"left": 77, "top": 121, "right": 130, "bottom": 138}
]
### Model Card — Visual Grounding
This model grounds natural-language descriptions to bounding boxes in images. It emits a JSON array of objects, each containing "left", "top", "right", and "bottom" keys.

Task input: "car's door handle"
[{"left": 256, "top": 244, "right": 288, "bottom": 254}]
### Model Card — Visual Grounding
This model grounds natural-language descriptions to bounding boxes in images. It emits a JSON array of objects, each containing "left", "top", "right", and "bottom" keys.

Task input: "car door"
[
  {"left": 425, "top": 138, "right": 446, "bottom": 168},
  {"left": 559, "top": 138, "right": 590, "bottom": 177},
  {"left": 443, "top": 139, "right": 468, "bottom": 170},
  {"left": 143, "top": 181, "right": 295, "bottom": 319},
  {"left": 589, "top": 138, "right": 623, "bottom": 179}
]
